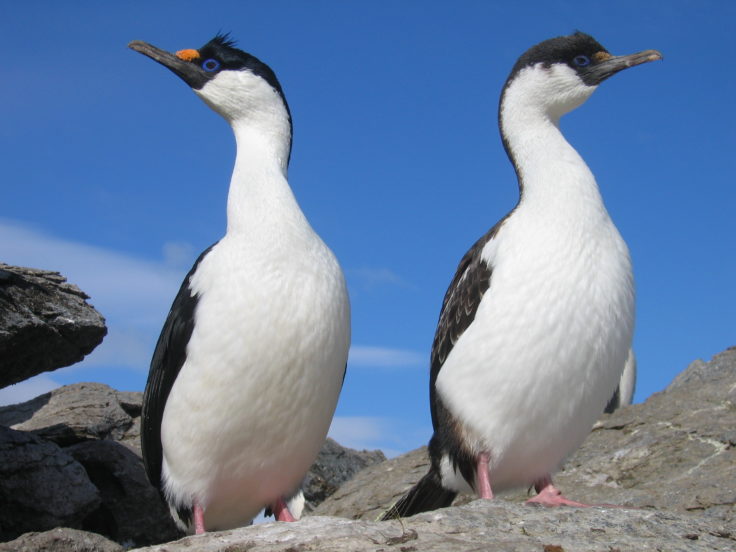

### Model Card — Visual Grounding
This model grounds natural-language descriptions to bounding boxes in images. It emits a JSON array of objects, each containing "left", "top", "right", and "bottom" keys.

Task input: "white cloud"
[
  {"left": 328, "top": 416, "right": 394, "bottom": 454},
  {"left": 0, "top": 374, "right": 61, "bottom": 406},
  {"left": 328, "top": 416, "right": 429, "bottom": 458},
  {"left": 82, "top": 327, "right": 153, "bottom": 370},
  {"left": 347, "top": 267, "right": 414, "bottom": 290},
  {"left": 348, "top": 345, "right": 424, "bottom": 368},
  {"left": 0, "top": 219, "right": 185, "bottom": 324},
  {"left": 0, "top": 219, "right": 188, "bottom": 371},
  {"left": 163, "top": 241, "right": 196, "bottom": 268}
]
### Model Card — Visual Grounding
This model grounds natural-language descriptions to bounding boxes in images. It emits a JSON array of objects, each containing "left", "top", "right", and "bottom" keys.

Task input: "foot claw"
[{"left": 526, "top": 482, "right": 590, "bottom": 508}]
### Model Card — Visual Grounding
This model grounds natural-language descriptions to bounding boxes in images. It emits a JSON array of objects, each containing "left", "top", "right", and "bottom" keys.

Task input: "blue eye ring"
[
  {"left": 202, "top": 58, "right": 220, "bottom": 72},
  {"left": 573, "top": 55, "right": 591, "bottom": 67}
]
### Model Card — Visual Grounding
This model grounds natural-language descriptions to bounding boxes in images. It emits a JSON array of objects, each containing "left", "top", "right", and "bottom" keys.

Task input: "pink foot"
[
  {"left": 475, "top": 452, "right": 494, "bottom": 500},
  {"left": 526, "top": 484, "right": 590, "bottom": 507},
  {"left": 193, "top": 502, "right": 206, "bottom": 534},
  {"left": 271, "top": 497, "right": 296, "bottom": 522},
  {"left": 526, "top": 475, "right": 626, "bottom": 508}
]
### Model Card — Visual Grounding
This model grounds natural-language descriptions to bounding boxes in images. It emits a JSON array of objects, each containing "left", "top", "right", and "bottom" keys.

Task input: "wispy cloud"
[
  {"left": 0, "top": 374, "right": 61, "bottom": 406},
  {"left": 347, "top": 267, "right": 414, "bottom": 291},
  {"left": 329, "top": 416, "right": 431, "bottom": 458},
  {"left": 0, "top": 219, "right": 189, "bottom": 371},
  {"left": 349, "top": 345, "right": 425, "bottom": 368}
]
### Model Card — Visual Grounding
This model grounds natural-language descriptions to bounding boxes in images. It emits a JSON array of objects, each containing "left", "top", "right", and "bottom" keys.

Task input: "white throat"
[
  {"left": 224, "top": 122, "right": 302, "bottom": 236},
  {"left": 194, "top": 71, "right": 300, "bottom": 238},
  {"left": 499, "top": 64, "right": 602, "bottom": 212}
]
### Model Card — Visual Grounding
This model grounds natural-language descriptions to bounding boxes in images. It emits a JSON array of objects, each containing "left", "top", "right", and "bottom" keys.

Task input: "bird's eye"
[
  {"left": 202, "top": 59, "right": 221, "bottom": 72},
  {"left": 573, "top": 55, "right": 591, "bottom": 67}
]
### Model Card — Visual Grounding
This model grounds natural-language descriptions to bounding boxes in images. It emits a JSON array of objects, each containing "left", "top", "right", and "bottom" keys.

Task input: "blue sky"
[{"left": 1, "top": 1, "right": 734, "bottom": 456}]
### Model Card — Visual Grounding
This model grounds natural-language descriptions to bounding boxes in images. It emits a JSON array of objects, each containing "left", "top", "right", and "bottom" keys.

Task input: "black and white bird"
[
  {"left": 129, "top": 35, "right": 350, "bottom": 533},
  {"left": 383, "top": 32, "right": 661, "bottom": 518}
]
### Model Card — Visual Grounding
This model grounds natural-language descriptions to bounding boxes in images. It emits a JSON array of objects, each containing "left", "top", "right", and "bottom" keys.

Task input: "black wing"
[
  {"left": 426, "top": 214, "right": 512, "bottom": 487},
  {"left": 428, "top": 218, "right": 510, "bottom": 430},
  {"left": 141, "top": 243, "right": 216, "bottom": 491}
]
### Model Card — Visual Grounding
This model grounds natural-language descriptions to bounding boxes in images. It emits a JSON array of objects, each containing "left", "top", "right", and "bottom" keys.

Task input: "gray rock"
[
  {"left": 0, "top": 383, "right": 379, "bottom": 545},
  {"left": 545, "top": 347, "right": 736, "bottom": 523},
  {"left": 303, "top": 437, "right": 385, "bottom": 511},
  {"left": 0, "top": 263, "right": 106, "bottom": 388},
  {"left": 0, "top": 385, "right": 182, "bottom": 547},
  {"left": 0, "top": 527, "right": 123, "bottom": 552},
  {"left": 315, "top": 347, "right": 736, "bottom": 525},
  {"left": 313, "top": 445, "right": 429, "bottom": 521},
  {"left": 0, "top": 426, "right": 100, "bottom": 541},
  {"left": 128, "top": 502, "right": 736, "bottom": 552},
  {"left": 0, "top": 383, "right": 134, "bottom": 446},
  {"left": 66, "top": 439, "right": 183, "bottom": 547}
]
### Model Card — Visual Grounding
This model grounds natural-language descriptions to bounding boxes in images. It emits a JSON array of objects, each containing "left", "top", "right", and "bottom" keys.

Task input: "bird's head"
[
  {"left": 501, "top": 32, "right": 662, "bottom": 121},
  {"left": 129, "top": 34, "right": 291, "bottom": 133}
]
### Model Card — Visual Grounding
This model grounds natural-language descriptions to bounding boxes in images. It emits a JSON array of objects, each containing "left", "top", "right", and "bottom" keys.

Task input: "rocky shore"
[{"left": 1, "top": 264, "right": 733, "bottom": 551}]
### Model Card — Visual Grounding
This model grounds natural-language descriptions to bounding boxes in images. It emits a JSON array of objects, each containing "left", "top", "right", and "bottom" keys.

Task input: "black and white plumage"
[
  {"left": 130, "top": 35, "right": 350, "bottom": 533},
  {"left": 383, "top": 32, "right": 660, "bottom": 518}
]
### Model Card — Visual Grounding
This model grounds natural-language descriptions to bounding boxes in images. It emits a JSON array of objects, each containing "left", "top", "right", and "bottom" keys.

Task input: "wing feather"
[{"left": 141, "top": 243, "right": 216, "bottom": 490}]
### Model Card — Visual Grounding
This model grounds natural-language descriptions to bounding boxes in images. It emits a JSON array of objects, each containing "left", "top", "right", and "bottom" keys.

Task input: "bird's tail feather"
[{"left": 380, "top": 467, "right": 456, "bottom": 520}]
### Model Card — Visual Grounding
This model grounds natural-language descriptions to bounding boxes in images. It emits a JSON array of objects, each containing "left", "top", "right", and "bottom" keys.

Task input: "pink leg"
[
  {"left": 475, "top": 452, "right": 493, "bottom": 499},
  {"left": 271, "top": 497, "right": 296, "bottom": 522},
  {"left": 525, "top": 475, "right": 589, "bottom": 507},
  {"left": 193, "top": 501, "right": 206, "bottom": 534}
]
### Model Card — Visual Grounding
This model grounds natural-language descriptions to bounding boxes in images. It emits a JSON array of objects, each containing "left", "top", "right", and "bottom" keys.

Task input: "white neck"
[
  {"left": 499, "top": 65, "right": 604, "bottom": 212},
  {"left": 225, "top": 121, "right": 305, "bottom": 237}
]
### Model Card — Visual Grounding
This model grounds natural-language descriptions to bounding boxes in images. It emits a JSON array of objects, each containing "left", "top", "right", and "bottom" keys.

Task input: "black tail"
[{"left": 381, "top": 467, "right": 456, "bottom": 520}]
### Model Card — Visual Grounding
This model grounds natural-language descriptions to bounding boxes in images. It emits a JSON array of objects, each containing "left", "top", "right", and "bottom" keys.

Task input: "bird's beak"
[
  {"left": 129, "top": 40, "right": 209, "bottom": 90},
  {"left": 583, "top": 49, "right": 663, "bottom": 86}
]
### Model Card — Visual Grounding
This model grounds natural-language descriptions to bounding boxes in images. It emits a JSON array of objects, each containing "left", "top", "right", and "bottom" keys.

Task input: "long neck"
[
  {"left": 225, "top": 121, "right": 306, "bottom": 237},
  {"left": 498, "top": 75, "right": 604, "bottom": 213}
]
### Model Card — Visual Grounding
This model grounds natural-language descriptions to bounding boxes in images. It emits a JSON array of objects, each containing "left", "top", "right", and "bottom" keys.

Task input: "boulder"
[
  {"left": 314, "top": 347, "right": 736, "bottom": 525},
  {"left": 0, "top": 384, "right": 182, "bottom": 546},
  {"left": 0, "top": 264, "right": 106, "bottom": 388},
  {"left": 0, "top": 383, "right": 385, "bottom": 545},
  {"left": 0, "top": 426, "right": 100, "bottom": 541},
  {"left": 0, "top": 528, "right": 122, "bottom": 552},
  {"left": 0, "top": 383, "right": 136, "bottom": 447},
  {"left": 67, "top": 439, "right": 182, "bottom": 546},
  {"left": 127, "top": 502, "right": 735, "bottom": 552},
  {"left": 303, "top": 437, "right": 385, "bottom": 511}
]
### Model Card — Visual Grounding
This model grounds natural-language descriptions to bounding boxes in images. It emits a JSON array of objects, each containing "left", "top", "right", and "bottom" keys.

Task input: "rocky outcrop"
[
  {"left": 2, "top": 262, "right": 734, "bottom": 550},
  {"left": 0, "top": 528, "right": 122, "bottom": 552},
  {"left": 303, "top": 437, "right": 385, "bottom": 511},
  {"left": 0, "top": 384, "right": 181, "bottom": 545},
  {"left": 0, "top": 265, "right": 386, "bottom": 547},
  {"left": 314, "top": 347, "right": 736, "bottom": 525},
  {"left": 0, "top": 383, "right": 385, "bottom": 547},
  {"left": 114, "top": 347, "right": 734, "bottom": 551},
  {"left": 0, "top": 426, "right": 100, "bottom": 539},
  {"left": 128, "top": 502, "right": 734, "bottom": 551},
  {"left": 0, "top": 382, "right": 140, "bottom": 447},
  {"left": 0, "top": 264, "right": 106, "bottom": 388}
]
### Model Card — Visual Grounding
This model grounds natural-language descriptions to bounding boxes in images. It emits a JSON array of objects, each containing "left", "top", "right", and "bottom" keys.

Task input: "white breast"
[
  {"left": 435, "top": 107, "right": 635, "bottom": 490},
  {"left": 160, "top": 203, "right": 350, "bottom": 530}
]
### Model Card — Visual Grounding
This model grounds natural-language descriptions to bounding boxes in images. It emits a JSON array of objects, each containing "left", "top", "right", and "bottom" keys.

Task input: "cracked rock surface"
[
  {"left": 130, "top": 502, "right": 735, "bottom": 552},
  {"left": 0, "top": 384, "right": 384, "bottom": 547},
  {"left": 0, "top": 384, "right": 181, "bottom": 545},
  {"left": 4, "top": 348, "right": 731, "bottom": 550},
  {"left": 0, "top": 527, "right": 122, "bottom": 552},
  {"left": 314, "top": 348, "right": 736, "bottom": 525},
  {"left": 117, "top": 348, "right": 735, "bottom": 551},
  {"left": 0, "top": 263, "right": 106, "bottom": 388}
]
